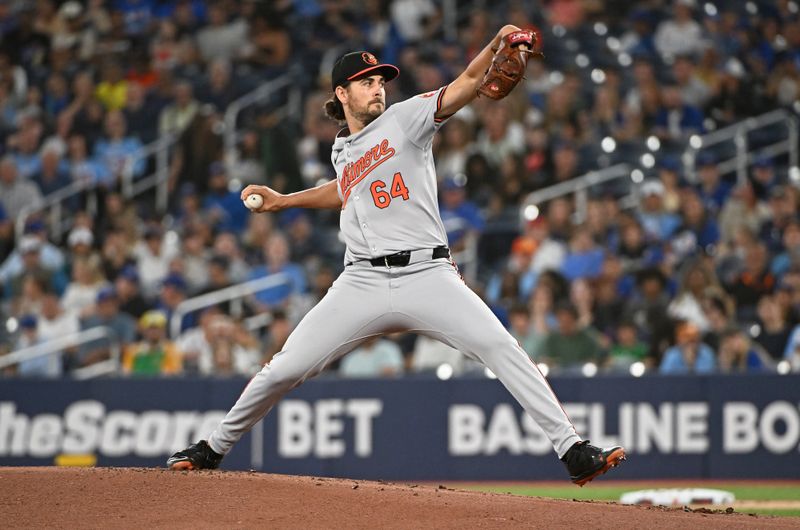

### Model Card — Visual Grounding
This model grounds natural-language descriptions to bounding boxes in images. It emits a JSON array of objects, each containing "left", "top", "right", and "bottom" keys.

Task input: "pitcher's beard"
[{"left": 352, "top": 102, "right": 384, "bottom": 127}]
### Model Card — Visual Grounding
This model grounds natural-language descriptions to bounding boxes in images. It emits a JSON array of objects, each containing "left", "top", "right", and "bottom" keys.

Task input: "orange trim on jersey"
[
  {"left": 436, "top": 85, "right": 447, "bottom": 113},
  {"left": 434, "top": 85, "right": 452, "bottom": 123}
]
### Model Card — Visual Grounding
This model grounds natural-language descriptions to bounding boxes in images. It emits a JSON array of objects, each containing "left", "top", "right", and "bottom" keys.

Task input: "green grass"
[
  {"left": 749, "top": 509, "right": 800, "bottom": 518},
  {"left": 453, "top": 483, "right": 800, "bottom": 518},
  {"left": 456, "top": 483, "right": 800, "bottom": 502}
]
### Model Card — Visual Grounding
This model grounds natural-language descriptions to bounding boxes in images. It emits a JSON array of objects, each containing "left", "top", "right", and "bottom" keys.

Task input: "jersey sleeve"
[{"left": 392, "top": 85, "right": 452, "bottom": 147}]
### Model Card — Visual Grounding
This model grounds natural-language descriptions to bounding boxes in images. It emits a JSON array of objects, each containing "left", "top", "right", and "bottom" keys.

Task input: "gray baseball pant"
[{"left": 208, "top": 258, "right": 580, "bottom": 458}]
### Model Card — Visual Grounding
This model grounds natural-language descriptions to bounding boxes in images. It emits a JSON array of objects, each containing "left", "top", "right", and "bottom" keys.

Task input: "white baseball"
[{"left": 245, "top": 193, "right": 264, "bottom": 210}]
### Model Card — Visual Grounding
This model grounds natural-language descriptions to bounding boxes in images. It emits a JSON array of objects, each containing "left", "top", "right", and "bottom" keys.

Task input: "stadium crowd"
[{"left": 1, "top": 0, "right": 800, "bottom": 379}]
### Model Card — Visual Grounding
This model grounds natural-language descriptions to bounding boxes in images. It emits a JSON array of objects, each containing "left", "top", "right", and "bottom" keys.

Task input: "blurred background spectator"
[
  {"left": 659, "top": 321, "right": 716, "bottom": 374},
  {"left": 78, "top": 285, "right": 136, "bottom": 368},
  {"left": 122, "top": 310, "right": 181, "bottom": 376},
  {"left": 540, "top": 302, "right": 604, "bottom": 372},
  {"left": 339, "top": 336, "right": 404, "bottom": 378}
]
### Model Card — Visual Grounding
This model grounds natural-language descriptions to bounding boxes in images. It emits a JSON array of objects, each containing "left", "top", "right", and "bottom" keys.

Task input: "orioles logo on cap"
[{"left": 362, "top": 52, "right": 378, "bottom": 65}]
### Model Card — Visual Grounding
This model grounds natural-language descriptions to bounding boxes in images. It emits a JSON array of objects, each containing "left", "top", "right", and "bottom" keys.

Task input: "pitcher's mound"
[{"left": 0, "top": 467, "right": 793, "bottom": 529}]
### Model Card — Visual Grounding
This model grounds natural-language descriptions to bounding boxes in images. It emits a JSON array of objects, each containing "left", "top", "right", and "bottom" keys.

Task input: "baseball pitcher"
[{"left": 168, "top": 25, "right": 626, "bottom": 486}]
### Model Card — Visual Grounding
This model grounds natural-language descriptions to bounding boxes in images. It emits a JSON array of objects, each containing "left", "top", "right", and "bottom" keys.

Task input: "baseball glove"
[{"left": 477, "top": 29, "right": 543, "bottom": 100}]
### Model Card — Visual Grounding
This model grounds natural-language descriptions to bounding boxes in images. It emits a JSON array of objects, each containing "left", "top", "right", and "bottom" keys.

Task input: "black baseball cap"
[{"left": 331, "top": 51, "right": 399, "bottom": 91}]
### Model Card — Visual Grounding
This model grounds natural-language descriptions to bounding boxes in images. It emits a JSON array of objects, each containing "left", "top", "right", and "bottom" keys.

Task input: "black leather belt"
[{"left": 354, "top": 246, "right": 450, "bottom": 267}]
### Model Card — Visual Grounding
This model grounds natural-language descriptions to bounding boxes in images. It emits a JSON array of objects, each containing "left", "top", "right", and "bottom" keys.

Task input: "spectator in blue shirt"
[
  {"left": 11, "top": 123, "right": 43, "bottom": 180},
  {"left": 0, "top": 221, "right": 66, "bottom": 287},
  {"left": 671, "top": 189, "right": 720, "bottom": 258},
  {"left": 759, "top": 185, "right": 796, "bottom": 254},
  {"left": 619, "top": 10, "right": 658, "bottom": 58},
  {"left": 15, "top": 314, "right": 63, "bottom": 378},
  {"left": 749, "top": 156, "right": 778, "bottom": 201},
  {"left": 439, "top": 174, "right": 484, "bottom": 252},
  {"left": 660, "top": 322, "right": 716, "bottom": 374},
  {"left": 94, "top": 110, "right": 145, "bottom": 187},
  {"left": 33, "top": 147, "right": 71, "bottom": 198},
  {"left": 248, "top": 232, "right": 307, "bottom": 311},
  {"left": 718, "top": 327, "right": 773, "bottom": 373},
  {"left": 43, "top": 72, "right": 70, "bottom": 116},
  {"left": 637, "top": 180, "right": 681, "bottom": 242},
  {"left": 695, "top": 152, "right": 732, "bottom": 213},
  {"left": 156, "top": 273, "right": 196, "bottom": 337},
  {"left": 771, "top": 219, "right": 800, "bottom": 279},
  {"left": 114, "top": 0, "right": 155, "bottom": 36},
  {"left": 560, "top": 226, "right": 604, "bottom": 281},
  {"left": 782, "top": 321, "right": 800, "bottom": 369},
  {"left": 78, "top": 286, "right": 138, "bottom": 368},
  {"left": 654, "top": 84, "right": 704, "bottom": 141},
  {"left": 339, "top": 336, "right": 405, "bottom": 378},
  {"left": 203, "top": 162, "right": 249, "bottom": 232},
  {"left": 67, "top": 133, "right": 110, "bottom": 186}
]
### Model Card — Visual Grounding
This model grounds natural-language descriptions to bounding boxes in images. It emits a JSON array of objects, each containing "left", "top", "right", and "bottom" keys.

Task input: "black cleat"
[
  {"left": 166, "top": 440, "right": 224, "bottom": 470},
  {"left": 561, "top": 440, "right": 626, "bottom": 486}
]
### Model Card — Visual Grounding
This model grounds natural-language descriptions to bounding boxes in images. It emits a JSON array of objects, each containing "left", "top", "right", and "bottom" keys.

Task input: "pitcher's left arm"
[{"left": 436, "top": 24, "right": 540, "bottom": 119}]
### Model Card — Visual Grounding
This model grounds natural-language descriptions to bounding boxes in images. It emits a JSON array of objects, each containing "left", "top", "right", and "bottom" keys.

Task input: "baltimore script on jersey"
[{"left": 339, "top": 139, "right": 395, "bottom": 204}]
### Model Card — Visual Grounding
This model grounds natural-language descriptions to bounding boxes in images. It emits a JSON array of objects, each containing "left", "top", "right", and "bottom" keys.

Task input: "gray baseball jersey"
[
  {"left": 333, "top": 87, "right": 450, "bottom": 265},
  {"left": 207, "top": 86, "right": 581, "bottom": 461}
]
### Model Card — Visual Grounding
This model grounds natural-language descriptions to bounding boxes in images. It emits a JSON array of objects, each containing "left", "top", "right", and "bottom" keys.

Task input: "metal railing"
[
  {"left": 2, "top": 309, "right": 282, "bottom": 380},
  {"left": 520, "top": 164, "right": 632, "bottom": 223},
  {"left": 242, "top": 311, "right": 275, "bottom": 333},
  {"left": 14, "top": 178, "right": 98, "bottom": 241},
  {"left": 683, "top": 108, "right": 798, "bottom": 184},
  {"left": 16, "top": 71, "right": 302, "bottom": 240},
  {"left": 121, "top": 133, "right": 176, "bottom": 212},
  {"left": 222, "top": 74, "right": 298, "bottom": 171},
  {"left": 0, "top": 326, "right": 121, "bottom": 379},
  {"left": 169, "top": 273, "right": 291, "bottom": 338},
  {"left": 519, "top": 109, "right": 799, "bottom": 222},
  {"left": 15, "top": 133, "right": 177, "bottom": 241}
]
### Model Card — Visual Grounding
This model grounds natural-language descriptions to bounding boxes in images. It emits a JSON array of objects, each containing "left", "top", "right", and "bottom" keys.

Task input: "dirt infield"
[{"left": 1, "top": 467, "right": 797, "bottom": 529}]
